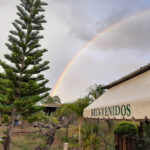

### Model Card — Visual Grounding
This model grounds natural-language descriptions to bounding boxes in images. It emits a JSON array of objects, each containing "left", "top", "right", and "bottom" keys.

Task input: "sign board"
[
  {"left": 91, "top": 104, "right": 131, "bottom": 117},
  {"left": 83, "top": 70, "right": 150, "bottom": 120}
]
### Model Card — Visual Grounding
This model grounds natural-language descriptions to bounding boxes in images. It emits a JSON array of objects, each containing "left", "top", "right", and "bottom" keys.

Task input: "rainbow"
[{"left": 52, "top": 9, "right": 150, "bottom": 97}]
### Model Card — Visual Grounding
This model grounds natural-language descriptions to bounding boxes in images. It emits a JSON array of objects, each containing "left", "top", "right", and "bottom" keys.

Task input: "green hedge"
[{"left": 114, "top": 121, "right": 138, "bottom": 137}]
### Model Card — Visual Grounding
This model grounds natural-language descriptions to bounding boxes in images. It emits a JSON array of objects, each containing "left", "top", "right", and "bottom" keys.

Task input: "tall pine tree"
[{"left": 0, "top": 0, "right": 50, "bottom": 149}]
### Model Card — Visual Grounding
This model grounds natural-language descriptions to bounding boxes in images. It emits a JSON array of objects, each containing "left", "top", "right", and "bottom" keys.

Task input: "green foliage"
[
  {"left": 55, "top": 103, "right": 74, "bottom": 119},
  {"left": 143, "top": 122, "right": 150, "bottom": 137},
  {"left": 1, "top": 115, "right": 9, "bottom": 124},
  {"left": 0, "top": 136, "right": 6, "bottom": 145},
  {"left": 58, "top": 98, "right": 89, "bottom": 150},
  {"left": 26, "top": 112, "right": 47, "bottom": 123},
  {"left": 136, "top": 137, "right": 150, "bottom": 150},
  {"left": 88, "top": 84, "right": 105, "bottom": 102},
  {"left": 114, "top": 121, "right": 138, "bottom": 137},
  {"left": 41, "top": 95, "right": 61, "bottom": 105},
  {"left": 106, "top": 120, "right": 114, "bottom": 132},
  {"left": 61, "top": 136, "right": 78, "bottom": 148},
  {"left": 68, "top": 98, "right": 90, "bottom": 118},
  {"left": 50, "top": 116, "right": 59, "bottom": 125},
  {"left": 81, "top": 121, "right": 101, "bottom": 149},
  {"left": 136, "top": 123, "right": 150, "bottom": 150},
  {"left": 0, "top": 0, "right": 50, "bottom": 121}
]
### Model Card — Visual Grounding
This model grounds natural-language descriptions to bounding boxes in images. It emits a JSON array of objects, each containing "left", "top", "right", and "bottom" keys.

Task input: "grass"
[
  {"left": 0, "top": 126, "right": 64, "bottom": 150},
  {"left": 0, "top": 121, "right": 118, "bottom": 150},
  {"left": 11, "top": 133, "right": 45, "bottom": 150}
]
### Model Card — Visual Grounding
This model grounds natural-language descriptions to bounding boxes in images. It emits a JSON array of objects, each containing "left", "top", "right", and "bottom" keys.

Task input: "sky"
[{"left": 0, "top": 0, "right": 150, "bottom": 102}]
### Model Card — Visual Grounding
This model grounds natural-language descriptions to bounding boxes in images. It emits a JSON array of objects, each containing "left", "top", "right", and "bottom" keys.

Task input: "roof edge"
[{"left": 103, "top": 63, "right": 150, "bottom": 89}]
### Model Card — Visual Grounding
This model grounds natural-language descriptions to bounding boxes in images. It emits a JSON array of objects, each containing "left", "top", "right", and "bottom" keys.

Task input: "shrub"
[{"left": 114, "top": 121, "right": 138, "bottom": 137}]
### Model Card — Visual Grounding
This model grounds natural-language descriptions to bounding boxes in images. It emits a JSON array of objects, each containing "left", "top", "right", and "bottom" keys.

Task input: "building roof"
[
  {"left": 103, "top": 63, "right": 150, "bottom": 89},
  {"left": 43, "top": 104, "right": 61, "bottom": 108}
]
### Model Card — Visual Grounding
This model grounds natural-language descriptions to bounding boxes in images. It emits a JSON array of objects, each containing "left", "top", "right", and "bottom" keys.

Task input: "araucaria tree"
[{"left": 0, "top": 0, "right": 50, "bottom": 149}]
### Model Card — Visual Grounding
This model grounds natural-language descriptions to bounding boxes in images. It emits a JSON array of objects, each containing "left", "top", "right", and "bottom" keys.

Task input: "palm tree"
[
  {"left": 88, "top": 84, "right": 105, "bottom": 102},
  {"left": 68, "top": 98, "right": 90, "bottom": 150}
]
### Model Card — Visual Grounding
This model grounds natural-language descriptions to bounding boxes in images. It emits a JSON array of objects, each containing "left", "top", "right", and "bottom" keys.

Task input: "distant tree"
[
  {"left": 0, "top": 0, "right": 50, "bottom": 149},
  {"left": 88, "top": 84, "right": 105, "bottom": 102},
  {"left": 42, "top": 95, "right": 61, "bottom": 105},
  {"left": 55, "top": 104, "right": 75, "bottom": 137},
  {"left": 52, "top": 96, "right": 61, "bottom": 104}
]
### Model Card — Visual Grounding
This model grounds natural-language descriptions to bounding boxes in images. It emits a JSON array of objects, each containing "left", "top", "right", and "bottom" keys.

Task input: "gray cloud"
[
  {"left": 89, "top": 11, "right": 150, "bottom": 52},
  {"left": 49, "top": 0, "right": 150, "bottom": 42}
]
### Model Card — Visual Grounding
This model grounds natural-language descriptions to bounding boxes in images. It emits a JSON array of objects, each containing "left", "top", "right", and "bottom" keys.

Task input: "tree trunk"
[
  {"left": 90, "top": 120, "right": 93, "bottom": 150},
  {"left": 44, "top": 129, "right": 55, "bottom": 150},
  {"left": 65, "top": 119, "right": 69, "bottom": 137},
  {"left": 78, "top": 118, "right": 82, "bottom": 150},
  {"left": 105, "top": 120, "right": 113, "bottom": 133},
  {"left": 37, "top": 122, "right": 45, "bottom": 135},
  {"left": 4, "top": 108, "right": 16, "bottom": 150},
  {"left": 123, "top": 136, "right": 127, "bottom": 150},
  {"left": 79, "top": 123, "right": 81, "bottom": 150},
  {"left": 139, "top": 122, "right": 144, "bottom": 138},
  {"left": 66, "top": 124, "right": 69, "bottom": 137},
  {"left": 35, "top": 127, "right": 56, "bottom": 150}
]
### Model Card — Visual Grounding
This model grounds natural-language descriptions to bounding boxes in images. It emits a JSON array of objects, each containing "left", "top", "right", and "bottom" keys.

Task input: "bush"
[
  {"left": 136, "top": 123, "right": 150, "bottom": 150},
  {"left": 143, "top": 123, "right": 150, "bottom": 137},
  {"left": 61, "top": 136, "right": 78, "bottom": 147},
  {"left": 136, "top": 137, "right": 150, "bottom": 150},
  {"left": 114, "top": 121, "right": 138, "bottom": 137}
]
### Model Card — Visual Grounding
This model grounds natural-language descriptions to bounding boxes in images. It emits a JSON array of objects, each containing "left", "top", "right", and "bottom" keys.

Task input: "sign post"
[{"left": 64, "top": 143, "right": 69, "bottom": 150}]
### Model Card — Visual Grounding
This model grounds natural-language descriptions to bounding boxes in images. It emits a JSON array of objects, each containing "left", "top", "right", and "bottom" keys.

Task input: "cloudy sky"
[{"left": 0, "top": 0, "right": 150, "bottom": 102}]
